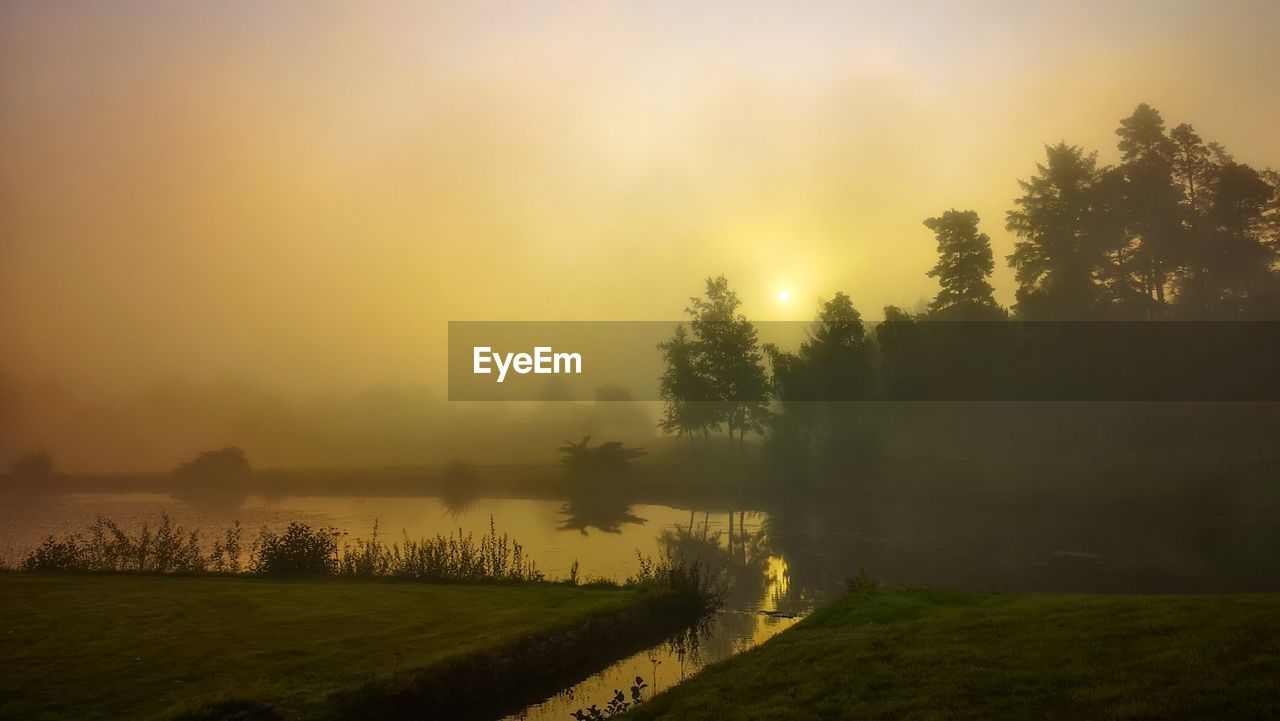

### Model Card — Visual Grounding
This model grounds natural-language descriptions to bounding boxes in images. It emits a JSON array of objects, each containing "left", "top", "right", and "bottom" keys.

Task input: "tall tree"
[
  {"left": 657, "top": 324, "right": 719, "bottom": 442},
  {"left": 767, "top": 292, "right": 872, "bottom": 402},
  {"left": 1171, "top": 123, "right": 1216, "bottom": 217},
  {"left": 764, "top": 293, "right": 875, "bottom": 476},
  {"left": 922, "top": 209, "right": 1001, "bottom": 319},
  {"left": 1201, "top": 160, "right": 1278, "bottom": 316},
  {"left": 801, "top": 293, "right": 873, "bottom": 399},
  {"left": 1006, "top": 143, "right": 1109, "bottom": 319},
  {"left": 679, "top": 276, "right": 771, "bottom": 445},
  {"left": 1109, "top": 104, "right": 1185, "bottom": 317}
]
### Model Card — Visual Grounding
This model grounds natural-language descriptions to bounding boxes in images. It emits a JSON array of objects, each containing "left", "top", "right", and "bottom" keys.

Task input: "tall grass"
[
  {"left": 629, "top": 550, "right": 726, "bottom": 614},
  {"left": 21, "top": 514, "right": 542, "bottom": 582},
  {"left": 19, "top": 515, "right": 723, "bottom": 612},
  {"left": 337, "top": 518, "right": 542, "bottom": 581},
  {"left": 22, "top": 514, "right": 208, "bottom": 573}
]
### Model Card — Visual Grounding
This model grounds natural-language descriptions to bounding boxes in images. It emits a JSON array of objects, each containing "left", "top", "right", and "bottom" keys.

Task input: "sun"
[{"left": 777, "top": 289, "right": 791, "bottom": 303}]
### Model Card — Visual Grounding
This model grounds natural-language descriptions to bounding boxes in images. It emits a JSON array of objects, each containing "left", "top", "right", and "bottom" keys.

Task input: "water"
[
  {"left": 501, "top": 611, "right": 802, "bottom": 721},
  {"left": 6, "top": 488, "right": 1279, "bottom": 599}
]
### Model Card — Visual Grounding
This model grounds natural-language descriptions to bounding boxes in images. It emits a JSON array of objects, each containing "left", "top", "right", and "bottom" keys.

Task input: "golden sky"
[{"left": 3, "top": 0, "right": 1279, "bottom": 398}]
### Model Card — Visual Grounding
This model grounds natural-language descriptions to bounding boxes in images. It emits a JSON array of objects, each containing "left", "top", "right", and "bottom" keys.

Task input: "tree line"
[{"left": 657, "top": 104, "right": 1280, "bottom": 445}]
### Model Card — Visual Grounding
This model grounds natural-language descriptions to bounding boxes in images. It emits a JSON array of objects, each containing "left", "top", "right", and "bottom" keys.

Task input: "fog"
[{"left": 2, "top": 0, "right": 1279, "bottom": 470}]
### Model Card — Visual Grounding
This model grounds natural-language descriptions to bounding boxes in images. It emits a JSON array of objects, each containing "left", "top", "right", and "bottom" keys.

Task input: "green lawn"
[
  {"left": 627, "top": 590, "right": 1280, "bottom": 720},
  {"left": 0, "top": 573, "right": 642, "bottom": 721}
]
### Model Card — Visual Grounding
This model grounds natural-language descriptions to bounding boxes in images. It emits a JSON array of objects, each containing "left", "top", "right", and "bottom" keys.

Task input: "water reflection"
[
  {"left": 557, "top": 494, "right": 647, "bottom": 535},
  {"left": 556, "top": 465, "right": 649, "bottom": 536},
  {"left": 439, "top": 460, "right": 480, "bottom": 517},
  {"left": 501, "top": 611, "right": 803, "bottom": 721},
  {"left": 657, "top": 511, "right": 783, "bottom": 612}
]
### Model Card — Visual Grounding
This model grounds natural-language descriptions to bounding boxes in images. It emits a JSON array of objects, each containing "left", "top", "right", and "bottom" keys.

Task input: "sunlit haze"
[{"left": 2, "top": 0, "right": 1278, "bottom": 468}]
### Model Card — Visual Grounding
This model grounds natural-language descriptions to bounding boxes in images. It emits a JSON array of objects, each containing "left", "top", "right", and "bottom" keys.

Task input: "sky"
[{"left": 2, "top": 0, "right": 1280, "bottom": 467}]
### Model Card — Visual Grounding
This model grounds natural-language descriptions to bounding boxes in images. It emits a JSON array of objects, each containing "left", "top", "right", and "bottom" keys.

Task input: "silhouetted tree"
[
  {"left": 171, "top": 447, "right": 251, "bottom": 508},
  {"left": 1108, "top": 104, "right": 1185, "bottom": 317},
  {"left": 874, "top": 305, "right": 925, "bottom": 397},
  {"left": 558, "top": 435, "right": 646, "bottom": 467},
  {"left": 768, "top": 293, "right": 880, "bottom": 475},
  {"left": 11, "top": 449, "right": 54, "bottom": 480},
  {"left": 792, "top": 293, "right": 873, "bottom": 399},
  {"left": 657, "top": 324, "right": 720, "bottom": 441},
  {"left": 1171, "top": 123, "right": 1216, "bottom": 217},
  {"left": 922, "top": 210, "right": 1002, "bottom": 319},
  {"left": 686, "top": 276, "right": 771, "bottom": 446},
  {"left": 1200, "top": 160, "right": 1278, "bottom": 316},
  {"left": 1007, "top": 143, "right": 1109, "bottom": 319}
]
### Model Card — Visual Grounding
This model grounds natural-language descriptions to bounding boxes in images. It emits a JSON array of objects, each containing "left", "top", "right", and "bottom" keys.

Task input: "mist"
[{"left": 3, "top": 0, "right": 1280, "bottom": 471}]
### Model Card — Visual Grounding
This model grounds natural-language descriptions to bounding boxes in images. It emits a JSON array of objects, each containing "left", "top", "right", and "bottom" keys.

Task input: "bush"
[{"left": 251, "top": 522, "right": 339, "bottom": 575}]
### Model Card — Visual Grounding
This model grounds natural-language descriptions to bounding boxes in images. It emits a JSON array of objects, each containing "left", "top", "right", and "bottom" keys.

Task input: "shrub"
[
  {"left": 208, "top": 521, "right": 244, "bottom": 573},
  {"left": 251, "top": 522, "right": 339, "bottom": 575}
]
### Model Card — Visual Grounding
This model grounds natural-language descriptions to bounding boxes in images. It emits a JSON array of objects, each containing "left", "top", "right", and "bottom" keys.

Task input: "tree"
[
  {"left": 799, "top": 293, "right": 874, "bottom": 399},
  {"left": 1108, "top": 104, "right": 1185, "bottom": 317},
  {"left": 922, "top": 210, "right": 1001, "bottom": 319},
  {"left": 763, "top": 294, "right": 871, "bottom": 418},
  {"left": 657, "top": 324, "right": 719, "bottom": 442},
  {"left": 762, "top": 293, "right": 877, "bottom": 478},
  {"left": 1169, "top": 123, "right": 1218, "bottom": 314},
  {"left": 660, "top": 276, "right": 771, "bottom": 446},
  {"left": 1167, "top": 129, "right": 1280, "bottom": 317},
  {"left": 874, "top": 305, "right": 925, "bottom": 398},
  {"left": 1171, "top": 123, "right": 1215, "bottom": 217},
  {"left": 11, "top": 449, "right": 54, "bottom": 480},
  {"left": 687, "top": 276, "right": 771, "bottom": 446},
  {"left": 1200, "top": 160, "right": 1278, "bottom": 316},
  {"left": 558, "top": 435, "right": 647, "bottom": 467},
  {"left": 1006, "top": 143, "right": 1109, "bottom": 319},
  {"left": 171, "top": 447, "right": 251, "bottom": 508}
]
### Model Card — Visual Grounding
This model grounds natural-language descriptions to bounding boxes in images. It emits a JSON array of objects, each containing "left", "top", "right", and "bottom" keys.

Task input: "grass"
[
  {"left": 0, "top": 573, "right": 647, "bottom": 721},
  {"left": 626, "top": 590, "right": 1280, "bottom": 720}
]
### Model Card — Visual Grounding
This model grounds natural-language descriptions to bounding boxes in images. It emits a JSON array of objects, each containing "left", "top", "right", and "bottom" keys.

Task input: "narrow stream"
[{"left": 501, "top": 609, "right": 805, "bottom": 721}]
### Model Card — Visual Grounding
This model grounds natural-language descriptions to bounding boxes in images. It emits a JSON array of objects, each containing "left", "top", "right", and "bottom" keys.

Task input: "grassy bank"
[
  {"left": 0, "top": 573, "right": 687, "bottom": 721},
  {"left": 626, "top": 590, "right": 1280, "bottom": 720}
]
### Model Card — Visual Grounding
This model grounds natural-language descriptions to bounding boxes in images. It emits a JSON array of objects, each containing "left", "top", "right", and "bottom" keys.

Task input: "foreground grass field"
[
  {"left": 0, "top": 573, "right": 644, "bottom": 721},
  {"left": 627, "top": 590, "right": 1280, "bottom": 720}
]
